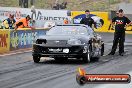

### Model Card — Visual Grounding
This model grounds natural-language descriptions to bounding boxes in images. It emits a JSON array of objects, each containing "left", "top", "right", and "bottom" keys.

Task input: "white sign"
[{"left": 0, "top": 7, "right": 70, "bottom": 28}]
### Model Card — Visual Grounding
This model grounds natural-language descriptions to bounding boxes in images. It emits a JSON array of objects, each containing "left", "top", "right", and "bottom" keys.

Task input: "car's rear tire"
[{"left": 33, "top": 56, "right": 40, "bottom": 63}]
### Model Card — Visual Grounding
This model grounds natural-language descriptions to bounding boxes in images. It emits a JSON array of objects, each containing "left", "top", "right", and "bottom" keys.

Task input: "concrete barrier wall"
[{"left": 0, "top": 28, "right": 49, "bottom": 54}]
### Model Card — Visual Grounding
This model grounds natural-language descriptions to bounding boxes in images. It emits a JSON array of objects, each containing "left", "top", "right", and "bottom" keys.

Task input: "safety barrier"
[{"left": 0, "top": 28, "right": 49, "bottom": 54}]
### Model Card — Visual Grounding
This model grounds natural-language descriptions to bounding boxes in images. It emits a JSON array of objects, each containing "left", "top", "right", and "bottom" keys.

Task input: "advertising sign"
[
  {"left": 0, "top": 7, "right": 70, "bottom": 28},
  {"left": 10, "top": 29, "right": 48, "bottom": 50},
  {"left": 0, "top": 30, "right": 10, "bottom": 53},
  {"left": 71, "top": 11, "right": 111, "bottom": 32}
]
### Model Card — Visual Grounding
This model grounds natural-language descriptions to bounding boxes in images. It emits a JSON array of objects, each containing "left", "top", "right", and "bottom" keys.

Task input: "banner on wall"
[
  {"left": 71, "top": 11, "right": 110, "bottom": 32},
  {"left": 10, "top": 29, "right": 48, "bottom": 51},
  {"left": 72, "top": 13, "right": 104, "bottom": 28},
  {"left": 0, "top": 7, "right": 71, "bottom": 28},
  {"left": 0, "top": 30, "right": 10, "bottom": 53},
  {"left": 71, "top": 11, "right": 132, "bottom": 33}
]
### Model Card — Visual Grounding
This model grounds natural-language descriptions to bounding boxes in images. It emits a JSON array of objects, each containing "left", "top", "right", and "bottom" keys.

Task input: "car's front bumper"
[{"left": 32, "top": 44, "right": 87, "bottom": 58}]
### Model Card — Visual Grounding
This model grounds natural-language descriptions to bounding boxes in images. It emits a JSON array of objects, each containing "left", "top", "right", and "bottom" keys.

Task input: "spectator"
[
  {"left": 80, "top": 10, "right": 95, "bottom": 28},
  {"left": 15, "top": 15, "right": 33, "bottom": 29},
  {"left": 108, "top": 9, "right": 132, "bottom": 56},
  {"left": 3, "top": 14, "right": 16, "bottom": 29}
]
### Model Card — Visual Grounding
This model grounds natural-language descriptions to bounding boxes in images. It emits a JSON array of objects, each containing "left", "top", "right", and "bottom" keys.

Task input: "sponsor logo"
[
  {"left": 76, "top": 68, "right": 131, "bottom": 85},
  {"left": 73, "top": 14, "right": 104, "bottom": 28}
]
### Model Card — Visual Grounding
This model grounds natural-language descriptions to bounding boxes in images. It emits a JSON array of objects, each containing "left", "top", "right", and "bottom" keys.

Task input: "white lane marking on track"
[{"left": 0, "top": 50, "right": 32, "bottom": 57}]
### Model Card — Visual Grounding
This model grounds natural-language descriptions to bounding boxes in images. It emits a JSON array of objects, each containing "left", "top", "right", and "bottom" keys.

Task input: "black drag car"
[{"left": 32, "top": 24, "right": 104, "bottom": 63}]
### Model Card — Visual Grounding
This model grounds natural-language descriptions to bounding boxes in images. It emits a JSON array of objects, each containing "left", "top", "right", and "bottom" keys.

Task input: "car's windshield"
[{"left": 46, "top": 25, "right": 89, "bottom": 36}]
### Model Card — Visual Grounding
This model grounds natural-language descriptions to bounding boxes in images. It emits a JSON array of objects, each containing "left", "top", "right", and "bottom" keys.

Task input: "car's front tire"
[
  {"left": 83, "top": 44, "right": 92, "bottom": 63},
  {"left": 33, "top": 56, "right": 40, "bottom": 63}
]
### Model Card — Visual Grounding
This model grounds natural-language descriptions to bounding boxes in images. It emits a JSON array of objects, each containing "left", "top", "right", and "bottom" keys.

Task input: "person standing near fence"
[{"left": 108, "top": 9, "right": 132, "bottom": 56}]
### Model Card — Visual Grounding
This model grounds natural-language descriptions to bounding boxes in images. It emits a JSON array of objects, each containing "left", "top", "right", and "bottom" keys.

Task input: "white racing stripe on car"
[{"left": 94, "top": 71, "right": 132, "bottom": 88}]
